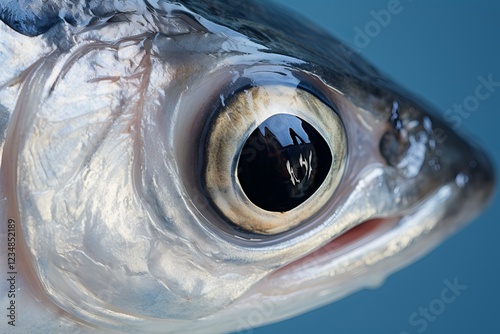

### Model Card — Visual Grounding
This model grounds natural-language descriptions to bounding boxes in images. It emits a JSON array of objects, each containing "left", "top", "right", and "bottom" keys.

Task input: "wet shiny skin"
[{"left": 0, "top": 1, "right": 495, "bottom": 333}]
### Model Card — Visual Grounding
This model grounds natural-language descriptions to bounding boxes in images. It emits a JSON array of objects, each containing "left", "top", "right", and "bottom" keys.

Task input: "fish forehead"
[{"left": 0, "top": 1, "right": 494, "bottom": 333}]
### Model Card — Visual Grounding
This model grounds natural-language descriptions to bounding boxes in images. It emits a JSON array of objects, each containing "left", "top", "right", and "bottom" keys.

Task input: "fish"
[{"left": 0, "top": 1, "right": 495, "bottom": 333}]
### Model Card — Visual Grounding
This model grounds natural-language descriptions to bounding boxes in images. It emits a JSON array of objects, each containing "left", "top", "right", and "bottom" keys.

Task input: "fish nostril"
[
  {"left": 379, "top": 101, "right": 410, "bottom": 168},
  {"left": 379, "top": 129, "right": 409, "bottom": 167}
]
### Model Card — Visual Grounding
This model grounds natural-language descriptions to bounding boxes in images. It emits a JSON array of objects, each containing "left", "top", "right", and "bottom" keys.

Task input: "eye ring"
[{"left": 203, "top": 85, "right": 347, "bottom": 235}]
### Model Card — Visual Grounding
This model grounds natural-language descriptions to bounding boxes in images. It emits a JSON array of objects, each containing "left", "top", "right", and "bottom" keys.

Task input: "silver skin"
[{"left": 0, "top": 1, "right": 494, "bottom": 333}]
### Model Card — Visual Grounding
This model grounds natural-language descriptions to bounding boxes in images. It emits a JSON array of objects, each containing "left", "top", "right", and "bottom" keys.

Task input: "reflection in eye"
[{"left": 238, "top": 114, "right": 332, "bottom": 212}]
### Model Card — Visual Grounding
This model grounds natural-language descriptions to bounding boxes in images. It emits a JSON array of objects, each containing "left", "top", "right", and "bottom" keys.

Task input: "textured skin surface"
[{"left": 0, "top": 1, "right": 494, "bottom": 333}]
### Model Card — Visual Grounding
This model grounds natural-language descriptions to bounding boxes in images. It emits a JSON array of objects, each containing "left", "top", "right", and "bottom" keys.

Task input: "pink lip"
[{"left": 278, "top": 218, "right": 401, "bottom": 271}]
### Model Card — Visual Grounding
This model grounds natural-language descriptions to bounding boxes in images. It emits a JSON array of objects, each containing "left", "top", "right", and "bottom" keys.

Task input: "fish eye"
[{"left": 203, "top": 85, "right": 347, "bottom": 235}]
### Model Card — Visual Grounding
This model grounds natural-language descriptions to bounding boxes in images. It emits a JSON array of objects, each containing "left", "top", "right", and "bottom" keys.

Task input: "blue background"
[{"left": 253, "top": 1, "right": 500, "bottom": 333}]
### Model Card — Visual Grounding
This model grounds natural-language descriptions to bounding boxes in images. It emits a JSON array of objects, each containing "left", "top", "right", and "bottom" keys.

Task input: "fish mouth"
[
  {"left": 286, "top": 217, "right": 401, "bottom": 268},
  {"left": 273, "top": 143, "right": 495, "bottom": 288},
  {"left": 204, "top": 142, "right": 494, "bottom": 333}
]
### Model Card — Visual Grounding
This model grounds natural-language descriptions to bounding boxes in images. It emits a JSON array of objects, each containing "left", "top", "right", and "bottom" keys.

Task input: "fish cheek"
[{"left": 12, "top": 39, "right": 177, "bottom": 322}]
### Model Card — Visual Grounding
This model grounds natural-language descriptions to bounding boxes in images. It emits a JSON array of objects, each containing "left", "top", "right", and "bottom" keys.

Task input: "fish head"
[{"left": 0, "top": 0, "right": 494, "bottom": 333}]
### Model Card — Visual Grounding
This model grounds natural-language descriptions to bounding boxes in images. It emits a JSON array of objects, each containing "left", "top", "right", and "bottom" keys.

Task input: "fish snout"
[{"left": 378, "top": 98, "right": 495, "bottom": 224}]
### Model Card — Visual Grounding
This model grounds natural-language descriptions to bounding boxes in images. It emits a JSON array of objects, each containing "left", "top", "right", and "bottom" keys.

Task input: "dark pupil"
[{"left": 237, "top": 114, "right": 332, "bottom": 212}]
